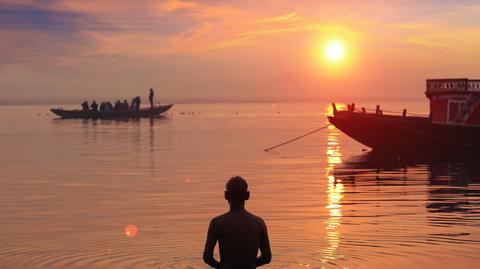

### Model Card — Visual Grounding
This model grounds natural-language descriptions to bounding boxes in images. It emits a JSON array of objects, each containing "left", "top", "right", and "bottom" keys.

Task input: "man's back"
[
  {"left": 203, "top": 176, "right": 271, "bottom": 269},
  {"left": 212, "top": 210, "right": 267, "bottom": 268}
]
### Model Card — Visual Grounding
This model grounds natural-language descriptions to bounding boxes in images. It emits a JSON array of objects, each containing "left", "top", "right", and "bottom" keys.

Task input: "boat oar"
[{"left": 264, "top": 124, "right": 330, "bottom": 152}]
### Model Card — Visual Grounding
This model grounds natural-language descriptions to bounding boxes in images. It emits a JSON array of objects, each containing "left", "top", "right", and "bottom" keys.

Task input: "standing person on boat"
[
  {"left": 203, "top": 176, "right": 272, "bottom": 269},
  {"left": 149, "top": 88, "right": 154, "bottom": 108},
  {"left": 123, "top": 100, "right": 129, "bottom": 111},
  {"left": 81, "top": 101, "right": 89, "bottom": 111}
]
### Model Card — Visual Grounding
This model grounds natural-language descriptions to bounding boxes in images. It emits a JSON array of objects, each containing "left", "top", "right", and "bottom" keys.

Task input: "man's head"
[{"left": 224, "top": 176, "right": 250, "bottom": 203}]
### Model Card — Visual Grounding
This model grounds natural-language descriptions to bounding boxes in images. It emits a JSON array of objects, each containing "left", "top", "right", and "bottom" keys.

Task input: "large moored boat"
[{"left": 328, "top": 78, "right": 480, "bottom": 152}]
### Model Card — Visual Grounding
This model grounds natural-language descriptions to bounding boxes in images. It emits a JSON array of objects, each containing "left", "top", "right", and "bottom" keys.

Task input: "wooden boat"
[
  {"left": 328, "top": 78, "right": 480, "bottom": 152},
  {"left": 51, "top": 104, "right": 173, "bottom": 119}
]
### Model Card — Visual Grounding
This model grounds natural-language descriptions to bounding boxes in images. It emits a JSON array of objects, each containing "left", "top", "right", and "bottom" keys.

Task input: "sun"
[
  {"left": 311, "top": 36, "right": 355, "bottom": 73},
  {"left": 324, "top": 40, "right": 346, "bottom": 63}
]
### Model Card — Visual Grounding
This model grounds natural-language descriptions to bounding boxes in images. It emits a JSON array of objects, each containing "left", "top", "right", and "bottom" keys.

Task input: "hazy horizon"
[{"left": 0, "top": 95, "right": 427, "bottom": 106}]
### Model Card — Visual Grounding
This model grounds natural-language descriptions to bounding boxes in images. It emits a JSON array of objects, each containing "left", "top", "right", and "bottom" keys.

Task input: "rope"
[{"left": 264, "top": 124, "right": 330, "bottom": 152}]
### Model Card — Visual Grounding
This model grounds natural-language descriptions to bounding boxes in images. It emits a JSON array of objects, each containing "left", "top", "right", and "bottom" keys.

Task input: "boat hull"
[
  {"left": 328, "top": 111, "right": 480, "bottom": 151},
  {"left": 51, "top": 104, "right": 173, "bottom": 119}
]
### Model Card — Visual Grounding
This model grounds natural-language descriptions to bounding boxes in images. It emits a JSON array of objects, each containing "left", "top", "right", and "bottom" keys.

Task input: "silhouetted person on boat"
[
  {"left": 123, "top": 100, "right": 129, "bottom": 111},
  {"left": 149, "top": 88, "right": 154, "bottom": 108},
  {"left": 91, "top": 101, "right": 98, "bottom": 112},
  {"left": 81, "top": 101, "right": 89, "bottom": 111},
  {"left": 105, "top": 101, "right": 113, "bottom": 112},
  {"left": 130, "top": 98, "right": 136, "bottom": 110},
  {"left": 114, "top": 100, "right": 121, "bottom": 111},
  {"left": 203, "top": 176, "right": 271, "bottom": 269},
  {"left": 134, "top": 96, "right": 141, "bottom": 111},
  {"left": 99, "top": 102, "right": 105, "bottom": 112}
]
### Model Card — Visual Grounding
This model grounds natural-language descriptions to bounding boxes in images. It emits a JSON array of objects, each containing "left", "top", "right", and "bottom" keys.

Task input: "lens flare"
[{"left": 124, "top": 224, "right": 138, "bottom": 238}]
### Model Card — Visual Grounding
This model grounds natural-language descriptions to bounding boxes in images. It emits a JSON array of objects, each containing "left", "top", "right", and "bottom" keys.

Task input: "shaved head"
[{"left": 226, "top": 176, "right": 248, "bottom": 201}]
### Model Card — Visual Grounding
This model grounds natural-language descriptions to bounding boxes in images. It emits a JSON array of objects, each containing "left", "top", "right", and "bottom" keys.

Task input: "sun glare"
[
  {"left": 124, "top": 224, "right": 138, "bottom": 238},
  {"left": 324, "top": 40, "right": 346, "bottom": 63}
]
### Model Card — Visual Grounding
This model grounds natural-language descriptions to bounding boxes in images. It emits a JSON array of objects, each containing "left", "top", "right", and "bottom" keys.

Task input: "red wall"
[
  {"left": 430, "top": 99, "right": 448, "bottom": 122},
  {"left": 466, "top": 104, "right": 480, "bottom": 125}
]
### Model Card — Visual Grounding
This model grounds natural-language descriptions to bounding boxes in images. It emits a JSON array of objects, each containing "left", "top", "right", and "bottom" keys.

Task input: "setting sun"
[{"left": 324, "top": 40, "right": 346, "bottom": 63}]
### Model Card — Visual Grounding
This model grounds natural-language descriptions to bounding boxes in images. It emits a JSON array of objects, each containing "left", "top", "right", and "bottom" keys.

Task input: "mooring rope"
[
  {"left": 264, "top": 124, "right": 330, "bottom": 152},
  {"left": 265, "top": 111, "right": 480, "bottom": 153}
]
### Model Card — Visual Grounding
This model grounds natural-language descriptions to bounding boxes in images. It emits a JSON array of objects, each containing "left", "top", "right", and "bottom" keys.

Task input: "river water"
[{"left": 0, "top": 102, "right": 479, "bottom": 268}]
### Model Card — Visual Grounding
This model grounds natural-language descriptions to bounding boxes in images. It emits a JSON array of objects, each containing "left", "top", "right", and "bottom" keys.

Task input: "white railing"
[
  {"left": 426, "top": 79, "right": 467, "bottom": 92},
  {"left": 426, "top": 78, "right": 480, "bottom": 93},
  {"left": 467, "top": 80, "right": 480, "bottom": 91}
]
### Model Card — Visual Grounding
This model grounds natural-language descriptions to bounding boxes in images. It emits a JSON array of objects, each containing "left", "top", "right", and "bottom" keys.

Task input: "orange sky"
[{"left": 1, "top": 0, "right": 480, "bottom": 102}]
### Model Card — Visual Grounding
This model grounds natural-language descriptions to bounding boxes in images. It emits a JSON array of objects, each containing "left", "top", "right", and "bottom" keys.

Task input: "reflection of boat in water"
[
  {"left": 329, "top": 78, "right": 480, "bottom": 151},
  {"left": 334, "top": 151, "right": 480, "bottom": 213},
  {"left": 338, "top": 150, "right": 480, "bottom": 171},
  {"left": 322, "top": 124, "right": 480, "bottom": 265},
  {"left": 51, "top": 104, "right": 173, "bottom": 119}
]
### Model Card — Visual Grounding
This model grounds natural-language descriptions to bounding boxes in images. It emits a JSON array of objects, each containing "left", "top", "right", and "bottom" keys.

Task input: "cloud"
[
  {"left": 160, "top": 0, "right": 201, "bottom": 12},
  {"left": 405, "top": 36, "right": 444, "bottom": 48},
  {"left": 250, "top": 12, "right": 300, "bottom": 24},
  {"left": 2, "top": 0, "right": 480, "bottom": 102},
  {"left": 0, "top": 4, "right": 85, "bottom": 33}
]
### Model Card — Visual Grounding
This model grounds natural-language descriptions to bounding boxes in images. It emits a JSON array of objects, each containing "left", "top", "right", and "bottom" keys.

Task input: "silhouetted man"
[
  {"left": 114, "top": 100, "right": 121, "bottom": 111},
  {"left": 90, "top": 101, "right": 98, "bottom": 112},
  {"left": 203, "top": 176, "right": 271, "bottom": 269},
  {"left": 135, "top": 96, "right": 141, "bottom": 110},
  {"left": 130, "top": 97, "right": 136, "bottom": 110},
  {"left": 105, "top": 101, "right": 113, "bottom": 112},
  {"left": 81, "top": 101, "right": 89, "bottom": 111},
  {"left": 149, "top": 88, "right": 154, "bottom": 108}
]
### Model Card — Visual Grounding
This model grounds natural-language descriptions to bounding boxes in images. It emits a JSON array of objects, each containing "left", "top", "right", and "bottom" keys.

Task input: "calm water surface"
[{"left": 0, "top": 102, "right": 479, "bottom": 269}]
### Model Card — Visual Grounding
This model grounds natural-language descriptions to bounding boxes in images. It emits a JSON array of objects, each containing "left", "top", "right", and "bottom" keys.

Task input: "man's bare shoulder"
[
  {"left": 211, "top": 210, "right": 266, "bottom": 227},
  {"left": 212, "top": 210, "right": 265, "bottom": 221},
  {"left": 244, "top": 210, "right": 266, "bottom": 225},
  {"left": 210, "top": 212, "right": 230, "bottom": 223}
]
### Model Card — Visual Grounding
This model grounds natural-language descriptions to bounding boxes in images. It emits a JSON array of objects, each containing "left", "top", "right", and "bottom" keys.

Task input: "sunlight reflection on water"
[{"left": 319, "top": 127, "right": 344, "bottom": 264}]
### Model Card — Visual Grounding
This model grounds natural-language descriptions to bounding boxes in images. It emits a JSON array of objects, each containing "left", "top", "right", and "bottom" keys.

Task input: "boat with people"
[
  {"left": 328, "top": 78, "right": 480, "bottom": 152},
  {"left": 51, "top": 88, "right": 173, "bottom": 119},
  {"left": 51, "top": 104, "right": 173, "bottom": 119}
]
